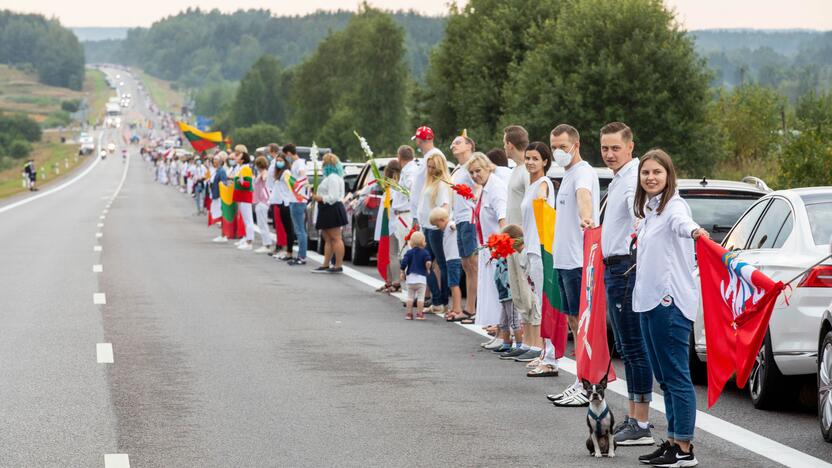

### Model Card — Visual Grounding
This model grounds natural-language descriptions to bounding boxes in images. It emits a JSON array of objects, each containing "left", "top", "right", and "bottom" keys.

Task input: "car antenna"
[{"left": 699, "top": 177, "right": 707, "bottom": 187}]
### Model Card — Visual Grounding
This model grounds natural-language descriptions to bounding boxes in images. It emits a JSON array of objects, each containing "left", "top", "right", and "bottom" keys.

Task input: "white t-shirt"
[
  {"left": 418, "top": 183, "right": 450, "bottom": 230},
  {"left": 451, "top": 160, "right": 475, "bottom": 224},
  {"left": 507, "top": 164, "right": 530, "bottom": 226},
  {"left": 290, "top": 157, "right": 308, "bottom": 200},
  {"left": 553, "top": 160, "right": 600, "bottom": 270},
  {"left": 442, "top": 223, "right": 460, "bottom": 261},
  {"left": 476, "top": 174, "right": 508, "bottom": 240},
  {"left": 410, "top": 147, "right": 446, "bottom": 219},
  {"left": 393, "top": 159, "right": 420, "bottom": 213}
]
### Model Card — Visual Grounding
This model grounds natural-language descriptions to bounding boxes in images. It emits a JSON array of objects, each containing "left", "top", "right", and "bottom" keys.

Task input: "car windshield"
[
  {"left": 682, "top": 191, "right": 762, "bottom": 243},
  {"left": 805, "top": 201, "right": 832, "bottom": 246}
]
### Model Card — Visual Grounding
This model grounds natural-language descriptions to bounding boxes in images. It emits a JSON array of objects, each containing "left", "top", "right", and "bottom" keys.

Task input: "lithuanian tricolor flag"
[
  {"left": 533, "top": 198, "right": 568, "bottom": 359},
  {"left": 376, "top": 186, "right": 392, "bottom": 282},
  {"left": 219, "top": 181, "right": 238, "bottom": 239},
  {"left": 286, "top": 175, "right": 308, "bottom": 202},
  {"left": 177, "top": 121, "right": 226, "bottom": 152}
]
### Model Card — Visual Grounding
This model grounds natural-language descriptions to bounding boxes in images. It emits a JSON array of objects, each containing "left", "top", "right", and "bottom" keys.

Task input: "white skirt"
[{"left": 475, "top": 249, "right": 501, "bottom": 326}]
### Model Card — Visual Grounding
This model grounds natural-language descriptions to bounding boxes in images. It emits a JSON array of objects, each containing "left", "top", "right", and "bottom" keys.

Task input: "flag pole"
[{"left": 783, "top": 253, "right": 832, "bottom": 287}]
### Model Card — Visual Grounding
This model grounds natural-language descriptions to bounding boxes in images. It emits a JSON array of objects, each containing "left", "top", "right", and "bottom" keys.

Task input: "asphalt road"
[{"left": 1, "top": 68, "right": 831, "bottom": 467}]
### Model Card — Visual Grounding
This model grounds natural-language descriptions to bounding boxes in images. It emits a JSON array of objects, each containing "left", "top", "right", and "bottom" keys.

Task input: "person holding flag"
[
  {"left": 598, "top": 122, "right": 655, "bottom": 446},
  {"left": 232, "top": 146, "right": 255, "bottom": 251},
  {"left": 310, "top": 153, "right": 347, "bottom": 273},
  {"left": 209, "top": 152, "right": 228, "bottom": 242},
  {"left": 375, "top": 161, "right": 403, "bottom": 291},
  {"left": 632, "top": 149, "right": 708, "bottom": 467}
]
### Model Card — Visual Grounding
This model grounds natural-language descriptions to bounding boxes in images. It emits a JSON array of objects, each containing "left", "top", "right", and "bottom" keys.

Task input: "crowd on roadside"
[{"left": 148, "top": 121, "right": 708, "bottom": 467}]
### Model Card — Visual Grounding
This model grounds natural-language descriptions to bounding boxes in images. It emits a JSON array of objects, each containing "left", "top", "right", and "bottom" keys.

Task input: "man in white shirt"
[
  {"left": 448, "top": 132, "right": 478, "bottom": 320},
  {"left": 598, "top": 122, "right": 655, "bottom": 445},
  {"left": 549, "top": 124, "right": 600, "bottom": 408},
  {"left": 394, "top": 145, "right": 419, "bottom": 245},
  {"left": 284, "top": 143, "right": 308, "bottom": 265}
]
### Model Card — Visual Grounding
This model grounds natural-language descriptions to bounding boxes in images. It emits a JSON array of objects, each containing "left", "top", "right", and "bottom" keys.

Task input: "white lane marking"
[
  {"left": 265, "top": 231, "right": 830, "bottom": 468},
  {"left": 94, "top": 245, "right": 102, "bottom": 252},
  {"left": 93, "top": 264, "right": 103, "bottom": 273},
  {"left": 100, "top": 215, "right": 106, "bottom": 220},
  {"left": 97, "top": 223, "right": 104, "bottom": 227},
  {"left": 104, "top": 453, "right": 130, "bottom": 468},
  {"left": 93, "top": 293, "right": 106, "bottom": 305},
  {"left": 96, "top": 343, "right": 113, "bottom": 363},
  {"left": 96, "top": 232, "right": 103, "bottom": 238},
  {"left": 0, "top": 149, "right": 102, "bottom": 215},
  {"left": 102, "top": 209, "right": 108, "bottom": 214}
]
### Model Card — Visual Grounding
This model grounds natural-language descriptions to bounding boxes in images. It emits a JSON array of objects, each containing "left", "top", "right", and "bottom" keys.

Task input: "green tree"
[
  {"left": 230, "top": 54, "right": 289, "bottom": 130},
  {"left": 778, "top": 91, "right": 832, "bottom": 187},
  {"left": 288, "top": 5, "right": 408, "bottom": 158},
  {"left": 712, "top": 84, "right": 783, "bottom": 165},
  {"left": 424, "top": 0, "right": 563, "bottom": 149},
  {"left": 232, "top": 123, "right": 285, "bottom": 150},
  {"left": 501, "top": 0, "right": 714, "bottom": 173},
  {"left": 8, "top": 139, "right": 32, "bottom": 159}
]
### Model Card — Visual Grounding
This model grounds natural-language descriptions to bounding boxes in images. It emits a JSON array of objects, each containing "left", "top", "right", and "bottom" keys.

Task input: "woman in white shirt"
[
  {"left": 268, "top": 153, "right": 297, "bottom": 260},
  {"left": 469, "top": 152, "right": 507, "bottom": 327},
  {"left": 310, "top": 153, "right": 348, "bottom": 273},
  {"left": 632, "top": 149, "right": 708, "bottom": 467},
  {"left": 418, "top": 152, "right": 452, "bottom": 314}
]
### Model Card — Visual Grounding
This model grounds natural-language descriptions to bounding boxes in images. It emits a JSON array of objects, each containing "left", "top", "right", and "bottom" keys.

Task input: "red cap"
[{"left": 411, "top": 126, "right": 434, "bottom": 141}]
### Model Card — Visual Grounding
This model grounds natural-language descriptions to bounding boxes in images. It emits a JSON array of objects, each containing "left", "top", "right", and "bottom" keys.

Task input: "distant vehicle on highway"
[
  {"left": 78, "top": 133, "right": 95, "bottom": 155},
  {"left": 693, "top": 187, "right": 832, "bottom": 410}
]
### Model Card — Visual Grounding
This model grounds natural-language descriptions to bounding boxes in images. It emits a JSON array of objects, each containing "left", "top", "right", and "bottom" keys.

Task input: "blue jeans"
[
  {"left": 640, "top": 300, "right": 696, "bottom": 441},
  {"left": 605, "top": 260, "right": 653, "bottom": 402},
  {"left": 424, "top": 228, "right": 448, "bottom": 306},
  {"left": 194, "top": 186, "right": 204, "bottom": 213},
  {"left": 555, "top": 267, "right": 582, "bottom": 316},
  {"left": 290, "top": 202, "right": 307, "bottom": 259}
]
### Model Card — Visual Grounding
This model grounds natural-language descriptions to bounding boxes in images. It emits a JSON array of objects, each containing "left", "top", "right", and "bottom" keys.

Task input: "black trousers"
[{"left": 275, "top": 204, "right": 295, "bottom": 252}]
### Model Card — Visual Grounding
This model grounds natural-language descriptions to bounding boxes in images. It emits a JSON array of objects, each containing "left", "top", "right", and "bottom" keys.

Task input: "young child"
[
  {"left": 492, "top": 224, "right": 530, "bottom": 359},
  {"left": 400, "top": 231, "right": 432, "bottom": 320},
  {"left": 429, "top": 207, "right": 464, "bottom": 321}
]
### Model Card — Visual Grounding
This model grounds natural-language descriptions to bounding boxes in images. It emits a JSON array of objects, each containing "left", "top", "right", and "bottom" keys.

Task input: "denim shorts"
[
  {"left": 447, "top": 258, "right": 463, "bottom": 287},
  {"left": 456, "top": 221, "right": 478, "bottom": 258},
  {"left": 556, "top": 267, "right": 583, "bottom": 316}
]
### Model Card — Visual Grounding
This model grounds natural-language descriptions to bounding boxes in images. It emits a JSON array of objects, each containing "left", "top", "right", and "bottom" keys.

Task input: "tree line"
[
  {"left": 0, "top": 112, "right": 41, "bottom": 169},
  {"left": 0, "top": 10, "right": 85, "bottom": 90},
  {"left": 82, "top": 8, "right": 444, "bottom": 87},
  {"left": 194, "top": 0, "right": 828, "bottom": 188}
]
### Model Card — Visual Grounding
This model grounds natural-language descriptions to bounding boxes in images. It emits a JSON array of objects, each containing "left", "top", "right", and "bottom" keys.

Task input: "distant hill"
[
  {"left": 690, "top": 29, "right": 825, "bottom": 56},
  {"left": 72, "top": 27, "right": 128, "bottom": 41}
]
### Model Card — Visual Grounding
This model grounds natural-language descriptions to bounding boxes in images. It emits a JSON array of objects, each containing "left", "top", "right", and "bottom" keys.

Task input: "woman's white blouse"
[
  {"left": 418, "top": 182, "right": 450, "bottom": 229},
  {"left": 317, "top": 173, "right": 345, "bottom": 205},
  {"left": 478, "top": 174, "right": 508, "bottom": 239},
  {"left": 632, "top": 193, "right": 701, "bottom": 320}
]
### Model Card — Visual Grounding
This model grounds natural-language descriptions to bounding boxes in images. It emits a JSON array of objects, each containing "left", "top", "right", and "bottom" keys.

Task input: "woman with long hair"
[
  {"left": 311, "top": 153, "right": 348, "bottom": 273},
  {"left": 632, "top": 149, "right": 708, "bottom": 467},
  {"left": 468, "top": 152, "right": 507, "bottom": 329},
  {"left": 268, "top": 152, "right": 296, "bottom": 260},
  {"left": 231, "top": 145, "right": 255, "bottom": 250},
  {"left": 418, "top": 151, "right": 452, "bottom": 314}
]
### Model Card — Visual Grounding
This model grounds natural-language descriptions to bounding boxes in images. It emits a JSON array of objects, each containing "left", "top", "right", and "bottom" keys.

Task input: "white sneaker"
[
  {"left": 483, "top": 339, "right": 505, "bottom": 350},
  {"left": 237, "top": 243, "right": 252, "bottom": 251},
  {"left": 253, "top": 246, "right": 271, "bottom": 253},
  {"left": 212, "top": 236, "right": 227, "bottom": 243},
  {"left": 234, "top": 238, "right": 245, "bottom": 246},
  {"left": 480, "top": 337, "right": 498, "bottom": 348}
]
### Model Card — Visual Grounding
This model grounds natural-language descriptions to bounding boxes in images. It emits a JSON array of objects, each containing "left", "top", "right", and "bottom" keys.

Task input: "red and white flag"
[
  {"left": 696, "top": 238, "right": 785, "bottom": 407},
  {"left": 576, "top": 227, "right": 617, "bottom": 383}
]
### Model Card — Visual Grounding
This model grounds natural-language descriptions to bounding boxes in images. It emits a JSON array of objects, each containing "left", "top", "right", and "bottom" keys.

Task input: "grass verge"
[{"left": 134, "top": 69, "right": 184, "bottom": 113}]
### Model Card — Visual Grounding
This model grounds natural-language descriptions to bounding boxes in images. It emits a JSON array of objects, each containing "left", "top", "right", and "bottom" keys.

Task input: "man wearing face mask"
[{"left": 548, "top": 124, "right": 600, "bottom": 408}]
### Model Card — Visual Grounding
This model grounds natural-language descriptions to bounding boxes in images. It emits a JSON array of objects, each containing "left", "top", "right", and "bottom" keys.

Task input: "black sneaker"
[
  {"left": 639, "top": 440, "right": 671, "bottom": 464},
  {"left": 311, "top": 266, "right": 329, "bottom": 273},
  {"left": 499, "top": 348, "right": 529, "bottom": 360},
  {"left": 648, "top": 443, "right": 698, "bottom": 467},
  {"left": 289, "top": 258, "right": 307, "bottom": 266},
  {"left": 327, "top": 267, "right": 343, "bottom": 273}
]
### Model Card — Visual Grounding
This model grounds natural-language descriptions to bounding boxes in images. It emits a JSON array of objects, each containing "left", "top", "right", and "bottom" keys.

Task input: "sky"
[{"left": 0, "top": 0, "right": 829, "bottom": 30}]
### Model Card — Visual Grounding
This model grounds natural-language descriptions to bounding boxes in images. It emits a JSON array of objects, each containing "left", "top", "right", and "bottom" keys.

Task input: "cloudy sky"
[{"left": 1, "top": 0, "right": 829, "bottom": 30}]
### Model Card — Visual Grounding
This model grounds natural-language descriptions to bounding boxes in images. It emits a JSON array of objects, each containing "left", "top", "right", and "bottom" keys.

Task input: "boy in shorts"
[{"left": 429, "top": 207, "right": 464, "bottom": 321}]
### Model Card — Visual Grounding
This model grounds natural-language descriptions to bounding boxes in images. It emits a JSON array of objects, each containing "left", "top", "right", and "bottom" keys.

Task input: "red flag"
[
  {"left": 696, "top": 237, "right": 785, "bottom": 407},
  {"left": 376, "top": 187, "right": 391, "bottom": 282},
  {"left": 576, "top": 227, "right": 616, "bottom": 383}
]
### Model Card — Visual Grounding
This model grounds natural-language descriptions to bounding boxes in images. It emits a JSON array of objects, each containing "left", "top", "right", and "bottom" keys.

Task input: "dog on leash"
[{"left": 583, "top": 376, "right": 616, "bottom": 458}]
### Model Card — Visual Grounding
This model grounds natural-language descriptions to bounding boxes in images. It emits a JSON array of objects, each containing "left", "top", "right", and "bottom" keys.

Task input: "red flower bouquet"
[
  {"left": 451, "top": 183, "right": 475, "bottom": 201},
  {"left": 486, "top": 233, "right": 517, "bottom": 259}
]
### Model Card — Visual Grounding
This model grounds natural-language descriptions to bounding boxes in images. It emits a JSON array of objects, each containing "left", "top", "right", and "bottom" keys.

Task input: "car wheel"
[
  {"left": 351, "top": 225, "right": 370, "bottom": 266},
  {"left": 689, "top": 330, "right": 707, "bottom": 385},
  {"left": 316, "top": 231, "right": 325, "bottom": 255},
  {"left": 749, "top": 331, "right": 784, "bottom": 409},
  {"left": 819, "top": 329, "right": 832, "bottom": 443}
]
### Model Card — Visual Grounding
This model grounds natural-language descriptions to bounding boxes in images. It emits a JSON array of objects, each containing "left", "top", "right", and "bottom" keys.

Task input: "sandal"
[
  {"left": 415, "top": 312, "right": 426, "bottom": 320},
  {"left": 527, "top": 364, "right": 559, "bottom": 377},
  {"left": 405, "top": 313, "right": 413, "bottom": 320},
  {"left": 525, "top": 357, "right": 542, "bottom": 369},
  {"left": 376, "top": 283, "right": 392, "bottom": 293},
  {"left": 389, "top": 283, "right": 402, "bottom": 293}
]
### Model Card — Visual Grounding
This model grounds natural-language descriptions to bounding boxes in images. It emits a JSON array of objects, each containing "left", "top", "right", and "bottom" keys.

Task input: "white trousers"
[
  {"left": 239, "top": 202, "right": 255, "bottom": 241},
  {"left": 254, "top": 202, "right": 272, "bottom": 246}
]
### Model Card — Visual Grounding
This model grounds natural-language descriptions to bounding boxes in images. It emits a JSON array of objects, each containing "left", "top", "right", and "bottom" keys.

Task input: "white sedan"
[{"left": 693, "top": 187, "right": 832, "bottom": 409}]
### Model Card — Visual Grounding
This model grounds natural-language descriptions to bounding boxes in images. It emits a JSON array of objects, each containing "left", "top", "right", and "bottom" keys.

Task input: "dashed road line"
[
  {"left": 93, "top": 293, "right": 106, "bottom": 305},
  {"left": 93, "top": 264, "right": 103, "bottom": 273},
  {"left": 104, "top": 453, "right": 130, "bottom": 468},
  {"left": 97, "top": 223, "right": 104, "bottom": 227},
  {"left": 96, "top": 232, "right": 103, "bottom": 238},
  {"left": 96, "top": 343, "right": 114, "bottom": 363},
  {"left": 94, "top": 246, "right": 102, "bottom": 252}
]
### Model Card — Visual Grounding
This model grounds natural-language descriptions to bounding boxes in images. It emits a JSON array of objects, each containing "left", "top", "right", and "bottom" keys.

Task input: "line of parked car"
[{"left": 291, "top": 154, "right": 831, "bottom": 441}]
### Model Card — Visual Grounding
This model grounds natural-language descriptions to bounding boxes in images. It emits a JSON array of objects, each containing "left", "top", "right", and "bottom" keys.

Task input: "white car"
[{"left": 693, "top": 187, "right": 832, "bottom": 409}]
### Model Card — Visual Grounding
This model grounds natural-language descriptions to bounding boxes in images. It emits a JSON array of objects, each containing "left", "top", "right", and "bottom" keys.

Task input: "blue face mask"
[{"left": 275, "top": 161, "right": 286, "bottom": 169}]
